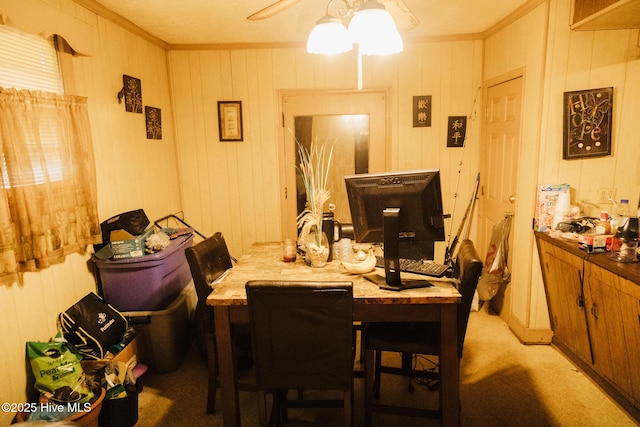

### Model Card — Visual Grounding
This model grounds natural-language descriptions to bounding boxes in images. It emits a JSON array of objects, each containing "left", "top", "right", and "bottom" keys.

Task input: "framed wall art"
[
  {"left": 413, "top": 95, "right": 432, "bottom": 127},
  {"left": 446, "top": 116, "right": 467, "bottom": 147},
  {"left": 218, "top": 101, "right": 243, "bottom": 141},
  {"left": 122, "top": 74, "right": 142, "bottom": 113},
  {"left": 563, "top": 87, "right": 613, "bottom": 159},
  {"left": 145, "top": 106, "right": 162, "bottom": 140}
]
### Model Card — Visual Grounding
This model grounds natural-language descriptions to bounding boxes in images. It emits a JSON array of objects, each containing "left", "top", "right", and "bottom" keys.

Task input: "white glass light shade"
[
  {"left": 348, "top": 2, "right": 403, "bottom": 55},
  {"left": 306, "top": 16, "right": 353, "bottom": 54}
]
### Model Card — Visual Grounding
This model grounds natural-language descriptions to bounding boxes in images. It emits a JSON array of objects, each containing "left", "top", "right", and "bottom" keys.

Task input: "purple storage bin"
[{"left": 95, "top": 233, "right": 194, "bottom": 311}]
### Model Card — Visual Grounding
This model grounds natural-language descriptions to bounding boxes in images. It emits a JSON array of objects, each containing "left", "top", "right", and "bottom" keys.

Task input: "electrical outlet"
[{"left": 598, "top": 187, "right": 616, "bottom": 203}]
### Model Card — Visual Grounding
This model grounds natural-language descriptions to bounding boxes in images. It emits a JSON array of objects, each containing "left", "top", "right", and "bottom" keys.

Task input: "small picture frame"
[
  {"left": 122, "top": 75, "right": 142, "bottom": 114},
  {"left": 145, "top": 106, "right": 162, "bottom": 140},
  {"left": 413, "top": 95, "right": 432, "bottom": 127},
  {"left": 218, "top": 101, "right": 243, "bottom": 141},
  {"left": 447, "top": 116, "right": 467, "bottom": 147},
  {"left": 563, "top": 87, "right": 613, "bottom": 159}
]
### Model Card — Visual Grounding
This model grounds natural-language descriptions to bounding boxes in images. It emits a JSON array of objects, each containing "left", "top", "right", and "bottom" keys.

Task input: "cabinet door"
[
  {"left": 583, "top": 264, "right": 629, "bottom": 395},
  {"left": 618, "top": 277, "right": 640, "bottom": 407},
  {"left": 537, "top": 238, "right": 591, "bottom": 363},
  {"left": 589, "top": 269, "right": 640, "bottom": 406}
]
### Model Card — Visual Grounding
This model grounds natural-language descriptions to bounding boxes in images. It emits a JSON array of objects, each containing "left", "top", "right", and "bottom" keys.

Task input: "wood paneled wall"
[
  {"left": 168, "top": 41, "right": 484, "bottom": 260},
  {"left": 0, "top": 1, "right": 181, "bottom": 420},
  {"left": 485, "top": 0, "right": 640, "bottom": 342}
]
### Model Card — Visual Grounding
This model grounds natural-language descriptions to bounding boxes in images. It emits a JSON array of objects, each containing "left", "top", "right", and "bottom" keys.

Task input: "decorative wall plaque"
[
  {"left": 563, "top": 87, "right": 612, "bottom": 159},
  {"left": 447, "top": 116, "right": 467, "bottom": 147},
  {"left": 145, "top": 106, "right": 162, "bottom": 140},
  {"left": 122, "top": 75, "right": 142, "bottom": 114},
  {"left": 218, "top": 101, "right": 243, "bottom": 141},
  {"left": 413, "top": 95, "right": 432, "bottom": 127}
]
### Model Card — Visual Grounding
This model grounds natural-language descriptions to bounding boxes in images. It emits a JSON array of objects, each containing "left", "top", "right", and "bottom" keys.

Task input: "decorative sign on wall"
[
  {"left": 122, "top": 75, "right": 142, "bottom": 113},
  {"left": 218, "top": 101, "right": 243, "bottom": 141},
  {"left": 563, "top": 87, "right": 613, "bottom": 159},
  {"left": 145, "top": 106, "right": 162, "bottom": 140},
  {"left": 413, "top": 95, "right": 432, "bottom": 127},
  {"left": 447, "top": 116, "right": 467, "bottom": 147}
]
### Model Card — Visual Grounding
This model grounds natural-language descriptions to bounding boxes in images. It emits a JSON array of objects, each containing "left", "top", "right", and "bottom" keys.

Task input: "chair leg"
[
  {"left": 364, "top": 347, "right": 375, "bottom": 427},
  {"left": 343, "top": 389, "right": 353, "bottom": 427},
  {"left": 205, "top": 332, "right": 218, "bottom": 414},
  {"left": 374, "top": 350, "right": 382, "bottom": 399}
]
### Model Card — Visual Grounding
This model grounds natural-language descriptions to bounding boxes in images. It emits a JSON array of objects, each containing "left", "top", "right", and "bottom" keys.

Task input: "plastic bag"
[
  {"left": 477, "top": 215, "right": 512, "bottom": 301},
  {"left": 26, "top": 340, "right": 94, "bottom": 404}
]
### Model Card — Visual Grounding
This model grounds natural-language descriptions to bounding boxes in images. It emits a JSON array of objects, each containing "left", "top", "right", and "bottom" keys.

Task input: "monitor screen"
[{"left": 344, "top": 169, "right": 446, "bottom": 289}]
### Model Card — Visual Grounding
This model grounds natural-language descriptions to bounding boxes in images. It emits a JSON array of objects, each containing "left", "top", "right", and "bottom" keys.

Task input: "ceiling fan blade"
[
  {"left": 380, "top": 0, "right": 419, "bottom": 32},
  {"left": 247, "top": 0, "right": 305, "bottom": 21}
]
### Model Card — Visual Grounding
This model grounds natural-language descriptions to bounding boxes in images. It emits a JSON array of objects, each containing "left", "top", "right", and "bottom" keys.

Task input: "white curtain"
[{"left": 0, "top": 87, "right": 101, "bottom": 285}]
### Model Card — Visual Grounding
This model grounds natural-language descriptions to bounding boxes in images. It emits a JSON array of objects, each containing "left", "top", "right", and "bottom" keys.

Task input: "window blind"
[
  {"left": 0, "top": 24, "right": 63, "bottom": 94},
  {"left": 0, "top": 24, "right": 64, "bottom": 186}
]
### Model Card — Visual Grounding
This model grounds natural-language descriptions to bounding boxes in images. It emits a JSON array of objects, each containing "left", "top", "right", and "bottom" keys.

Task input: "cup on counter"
[{"left": 283, "top": 239, "right": 297, "bottom": 262}]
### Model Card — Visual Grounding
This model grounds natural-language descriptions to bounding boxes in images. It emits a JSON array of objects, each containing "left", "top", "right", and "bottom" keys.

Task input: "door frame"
[{"left": 276, "top": 88, "right": 391, "bottom": 241}]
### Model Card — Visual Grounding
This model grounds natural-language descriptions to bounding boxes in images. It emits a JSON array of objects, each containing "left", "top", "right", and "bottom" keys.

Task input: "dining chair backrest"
[
  {"left": 185, "top": 231, "right": 233, "bottom": 330},
  {"left": 245, "top": 280, "right": 354, "bottom": 391},
  {"left": 184, "top": 231, "right": 235, "bottom": 414}
]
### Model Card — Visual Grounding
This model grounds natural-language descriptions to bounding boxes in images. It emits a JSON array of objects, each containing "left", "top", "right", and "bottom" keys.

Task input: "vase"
[{"left": 306, "top": 231, "right": 329, "bottom": 268}]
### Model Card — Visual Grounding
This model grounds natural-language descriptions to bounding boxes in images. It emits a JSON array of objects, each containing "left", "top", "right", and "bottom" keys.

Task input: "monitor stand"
[{"left": 364, "top": 207, "right": 434, "bottom": 291}]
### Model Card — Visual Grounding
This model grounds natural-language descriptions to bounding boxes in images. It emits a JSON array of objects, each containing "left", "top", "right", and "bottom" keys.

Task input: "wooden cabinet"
[
  {"left": 536, "top": 237, "right": 592, "bottom": 363},
  {"left": 535, "top": 232, "right": 640, "bottom": 420},
  {"left": 572, "top": 0, "right": 640, "bottom": 30}
]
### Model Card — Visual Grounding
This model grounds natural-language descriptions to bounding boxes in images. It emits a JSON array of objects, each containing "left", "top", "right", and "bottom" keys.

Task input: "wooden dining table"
[{"left": 206, "top": 242, "right": 462, "bottom": 426}]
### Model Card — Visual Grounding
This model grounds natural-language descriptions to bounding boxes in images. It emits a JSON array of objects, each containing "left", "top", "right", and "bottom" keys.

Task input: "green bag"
[{"left": 26, "top": 340, "right": 94, "bottom": 404}]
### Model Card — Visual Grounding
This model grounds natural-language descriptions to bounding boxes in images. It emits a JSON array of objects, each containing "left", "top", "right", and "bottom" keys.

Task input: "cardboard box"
[
  {"left": 578, "top": 234, "right": 613, "bottom": 253},
  {"left": 109, "top": 336, "right": 140, "bottom": 371},
  {"left": 534, "top": 183, "right": 570, "bottom": 232},
  {"left": 109, "top": 228, "right": 155, "bottom": 260}
]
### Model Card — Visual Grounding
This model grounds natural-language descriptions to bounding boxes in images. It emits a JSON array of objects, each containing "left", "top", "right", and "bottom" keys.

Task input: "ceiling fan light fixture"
[
  {"left": 348, "top": 0, "right": 403, "bottom": 55},
  {"left": 306, "top": 15, "right": 353, "bottom": 54}
]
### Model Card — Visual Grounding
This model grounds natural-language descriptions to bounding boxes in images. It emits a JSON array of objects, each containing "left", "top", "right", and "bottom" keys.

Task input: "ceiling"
[{"left": 88, "top": 0, "right": 531, "bottom": 47}]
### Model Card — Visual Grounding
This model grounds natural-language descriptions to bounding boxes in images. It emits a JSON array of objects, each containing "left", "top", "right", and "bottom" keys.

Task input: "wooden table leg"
[
  {"left": 214, "top": 306, "right": 240, "bottom": 427},
  {"left": 439, "top": 304, "right": 460, "bottom": 426}
]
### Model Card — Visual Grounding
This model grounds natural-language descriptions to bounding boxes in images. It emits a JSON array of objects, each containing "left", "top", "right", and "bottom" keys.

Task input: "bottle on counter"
[
  {"left": 594, "top": 211, "right": 611, "bottom": 235},
  {"left": 617, "top": 199, "right": 630, "bottom": 218}
]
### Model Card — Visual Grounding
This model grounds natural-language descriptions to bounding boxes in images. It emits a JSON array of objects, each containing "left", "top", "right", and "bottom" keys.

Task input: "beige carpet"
[{"left": 135, "top": 306, "right": 639, "bottom": 426}]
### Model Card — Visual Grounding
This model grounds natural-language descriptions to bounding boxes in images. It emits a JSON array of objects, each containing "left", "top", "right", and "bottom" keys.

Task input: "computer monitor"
[{"left": 344, "top": 169, "right": 446, "bottom": 290}]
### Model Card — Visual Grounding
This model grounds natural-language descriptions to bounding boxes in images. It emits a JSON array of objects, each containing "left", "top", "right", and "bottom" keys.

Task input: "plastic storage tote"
[
  {"left": 94, "top": 233, "right": 194, "bottom": 311},
  {"left": 123, "top": 285, "right": 197, "bottom": 373}
]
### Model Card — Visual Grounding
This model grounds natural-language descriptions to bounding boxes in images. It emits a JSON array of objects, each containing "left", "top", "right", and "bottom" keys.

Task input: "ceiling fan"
[{"left": 247, "top": 0, "right": 419, "bottom": 32}]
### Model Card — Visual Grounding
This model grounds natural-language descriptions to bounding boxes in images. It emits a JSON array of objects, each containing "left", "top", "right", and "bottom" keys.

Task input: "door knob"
[{"left": 509, "top": 195, "right": 516, "bottom": 204}]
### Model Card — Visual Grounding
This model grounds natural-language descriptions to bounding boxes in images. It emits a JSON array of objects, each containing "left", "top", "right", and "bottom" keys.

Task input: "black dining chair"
[
  {"left": 185, "top": 231, "right": 251, "bottom": 414},
  {"left": 363, "top": 239, "right": 483, "bottom": 425},
  {"left": 245, "top": 280, "right": 354, "bottom": 427}
]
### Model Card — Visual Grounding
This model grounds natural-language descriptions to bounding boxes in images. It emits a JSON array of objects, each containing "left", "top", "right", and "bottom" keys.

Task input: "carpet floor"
[{"left": 135, "top": 305, "right": 639, "bottom": 426}]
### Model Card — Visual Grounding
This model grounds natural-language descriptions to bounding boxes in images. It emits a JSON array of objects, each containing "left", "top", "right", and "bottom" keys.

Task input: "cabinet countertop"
[{"left": 535, "top": 231, "right": 640, "bottom": 286}]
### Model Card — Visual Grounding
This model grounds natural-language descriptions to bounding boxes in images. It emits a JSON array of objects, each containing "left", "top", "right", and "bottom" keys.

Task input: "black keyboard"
[{"left": 375, "top": 256, "right": 450, "bottom": 278}]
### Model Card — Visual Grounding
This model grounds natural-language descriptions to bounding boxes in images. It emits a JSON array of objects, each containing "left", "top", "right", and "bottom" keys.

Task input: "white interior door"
[
  {"left": 280, "top": 91, "right": 388, "bottom": 240},
  {"left": 479, "top": 77, "right": 523, "bottom": 317}
]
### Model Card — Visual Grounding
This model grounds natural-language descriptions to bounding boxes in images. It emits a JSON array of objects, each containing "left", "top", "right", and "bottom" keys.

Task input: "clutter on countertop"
[{"left": 538, "top": 188, "right": 639, "bottom": 259}]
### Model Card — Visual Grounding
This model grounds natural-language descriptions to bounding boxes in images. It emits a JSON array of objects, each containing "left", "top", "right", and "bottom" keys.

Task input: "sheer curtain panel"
[{"left": 0, "top": 88, "right": 101, "bottom": 285}]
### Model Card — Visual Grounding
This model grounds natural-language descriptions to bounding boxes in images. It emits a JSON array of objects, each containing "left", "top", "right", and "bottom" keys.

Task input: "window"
[
  {"left": 0, "top": 25, "right": 63, "bottom": 93},
  {"left": 0, "top": 24, "right": 100, "bottom": 283},
  {"left": 0, "top": 25, "right": 64, "bottom": 187}
]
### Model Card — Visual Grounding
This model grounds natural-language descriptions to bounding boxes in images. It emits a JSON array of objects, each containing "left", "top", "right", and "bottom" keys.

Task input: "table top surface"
[{"left": 206, "top": 242, "right": 461, "bottom": 306}]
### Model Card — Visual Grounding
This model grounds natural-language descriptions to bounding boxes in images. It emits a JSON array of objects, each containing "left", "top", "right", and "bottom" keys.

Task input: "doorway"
[
  {"left": 279, "top": 90, "right": 388, "bottom": 241},
  {"left": 479, "top": 76, "right": 523, "bottom": 320}
]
